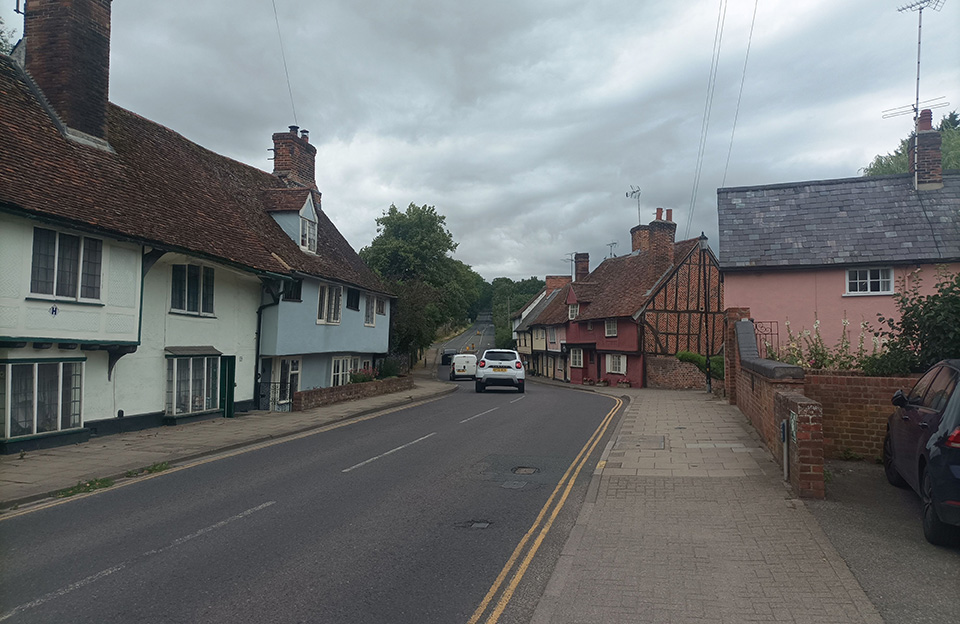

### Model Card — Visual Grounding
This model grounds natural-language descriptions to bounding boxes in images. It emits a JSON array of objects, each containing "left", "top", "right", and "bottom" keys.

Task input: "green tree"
[
  {"left": 862, "top": 111, "right": 960, "bottom": 176},
  {"left": 360, "top": 203, "right": 487, "bottom": 360},
  {"left": 0, "top": 16, "right": 16, "bottom": 55},
  {"left": 489, "top": 276, "right": 546, "bottom": 348}
]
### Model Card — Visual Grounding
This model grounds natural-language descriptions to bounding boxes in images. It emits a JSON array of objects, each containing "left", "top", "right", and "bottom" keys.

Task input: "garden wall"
[
  {"left": 292, "top": 377, "right": 415, "bottom": 411},
  {"left": 645, "top": 355, "right": 705, "bottom": 389}
]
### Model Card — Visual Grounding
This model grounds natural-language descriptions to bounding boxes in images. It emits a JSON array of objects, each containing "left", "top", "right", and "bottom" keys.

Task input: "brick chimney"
[
  {"left": 630, "top": 207, "right": 676, "bottom": 255},
  {"left": 545, "top": 275, "right": 572, "bottom": 292},
  {"left": 272, "top": 126, "right": 318, "bottom": 189},
  {"left": 24, "top": 0, "right": 113, "bottom": 142},
  {"left": 574, "top": 253, "right": 589, "bottom": 282},
  {"left": 648, "top": 208, "right": 677, "bottom": 271},
  {"left": 909, "top": 109, "right": 943, "bottom": 190}
]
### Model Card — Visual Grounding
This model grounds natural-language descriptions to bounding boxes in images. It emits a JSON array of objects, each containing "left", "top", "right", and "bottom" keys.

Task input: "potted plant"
[{"left": 583, "top": 378, "right": 595, "bottom": 386}]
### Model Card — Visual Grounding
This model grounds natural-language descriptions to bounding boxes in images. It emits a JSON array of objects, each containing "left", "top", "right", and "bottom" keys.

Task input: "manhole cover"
[
  {"left": 513, "top": 466, "right": 539, "bottom": 475},
  {"left": 502, "top": 481, "right": 526, "bottom": 489},
  {"left": 613, "top": 435, "right": 665, "bottom": 451}
]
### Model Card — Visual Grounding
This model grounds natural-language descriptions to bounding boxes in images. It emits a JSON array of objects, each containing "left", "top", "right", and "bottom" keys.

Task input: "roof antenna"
[
  {"left": 563, "top": 252, "right": 576, "bottom": 278},
  {"left": 889, "top": 0, "right": 948, "bottom": 188},
  {"left": 626, "top": 185, "right": 642, "bottom": 224},
  {"left": 606, "top": 241, "right": 618, "bottom": 259}
]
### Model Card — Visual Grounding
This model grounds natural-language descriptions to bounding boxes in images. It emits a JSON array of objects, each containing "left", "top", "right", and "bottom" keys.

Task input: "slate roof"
[
  {"left": 565, "top": 239, "right": 701, "bottom": 322},
  {"left": 0, "top": 56, "right": 390, "bottom": 295},
  {"left": 718, "top": 172, "right": 960, "bottom": 271}
]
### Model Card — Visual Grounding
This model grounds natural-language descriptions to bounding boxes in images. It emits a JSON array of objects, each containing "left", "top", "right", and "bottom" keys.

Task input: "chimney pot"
[
  {"left": 665, "top": 208, "right": 673, "bottom": 222},
  {"left": 300, "top": 129, "right": 309, "bottom": 142},
  {"left": 917, "top": 109, "right": 933, "bottom": 132},
  {"left": 289, "top": 125, "right": 299, "bottom": 134}
]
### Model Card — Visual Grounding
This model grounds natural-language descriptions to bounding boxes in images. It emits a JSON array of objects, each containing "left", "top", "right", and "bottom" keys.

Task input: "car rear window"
[{"left": 484, "top": 351, "right": 516, "bottom": 362}]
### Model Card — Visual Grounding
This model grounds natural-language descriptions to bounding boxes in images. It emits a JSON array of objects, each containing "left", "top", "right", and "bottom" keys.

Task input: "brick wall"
[
  {"left": 776, "top": 391, "right": 825, "bottom": 499},
  {"left": 292, "top": 377, "right": 415, "bottom": 411},
  {"left": 723, "top": 308, "right": 751, "bottom": 403},
  {"left": 646, "top": 355, "right": 704, "bottom": 389},
  {"left": 804, "top": 371, "right": 917, "bottom": 460}
]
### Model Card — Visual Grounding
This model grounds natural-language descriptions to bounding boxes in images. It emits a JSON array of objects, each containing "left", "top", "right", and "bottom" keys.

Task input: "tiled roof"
[
  {"left": 567, "top": 239, "right": 700, "bottom": 322},
  {"left": 718, "top": 172, "right": 960, "bottom": 270},
  {"left": 511, "top": 288, "right": 545, "bottom": 320},
  {"left": 0, "top": 56, "right": 390, "bottom": 295},
  {"left": 534, "top": 284, "right": 574, "bottom": 326},
  {"left": 515, "top": 289, "right": 561, "bottom": 332},
  {"left": 261, "top": 188, "right": 312, "bottom": 213}
]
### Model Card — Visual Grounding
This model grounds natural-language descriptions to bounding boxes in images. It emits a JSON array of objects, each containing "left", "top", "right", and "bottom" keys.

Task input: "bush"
[
  {"left": 376, "top": 356, "right": 404, "bottom": 379},
  {"left": 350, "top": 367, "right": 377, "bottom": 384},
  {"left": 676, "top": 351, "right": 724, "bottom": 380}
]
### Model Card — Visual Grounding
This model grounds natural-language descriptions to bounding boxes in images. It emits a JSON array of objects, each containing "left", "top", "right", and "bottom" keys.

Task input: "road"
[
  {"left": 0, "top": 363, "right": 618, "bottom": 623},
  {"left": 442, "top": 320, "right": 496, "bottom": 357}
]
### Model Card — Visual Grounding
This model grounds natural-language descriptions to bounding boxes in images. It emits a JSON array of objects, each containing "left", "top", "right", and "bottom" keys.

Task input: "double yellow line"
[{"left": 467, "top": 396, "right": 622, "bottom": 624}]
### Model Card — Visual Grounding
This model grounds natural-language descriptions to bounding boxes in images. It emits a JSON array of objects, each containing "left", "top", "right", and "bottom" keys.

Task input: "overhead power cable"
[
  {"left": 685, "top": 0, "right": 728, "bottom": 238},
  {"left": 272, "top": 0, "right": 298, "bottom": 126},
  {"left": 721, "top": 0, "right": 758, "bottom": 188}
]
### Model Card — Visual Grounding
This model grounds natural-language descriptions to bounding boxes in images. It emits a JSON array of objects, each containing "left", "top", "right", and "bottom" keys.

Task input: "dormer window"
[
  {"left": 300, "top": 202, "right": 318, "bottom": 253},
  {"left": 568, "top": 304, "right": 579, "bottom": 320}
]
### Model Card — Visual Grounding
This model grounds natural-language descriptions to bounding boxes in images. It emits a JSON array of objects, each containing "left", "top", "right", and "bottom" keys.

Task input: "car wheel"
[
  {"left": 921, "top": 467, "right": 957, "bottom": 546},
  {"left": 475, "top": 381, "right": 484, "bottom": 393},
  {"left": 518, "top": 381, "right": 525, "bottom": 394},
  {"left": 882, "top": 433, "right": 908, "bottom": 488}
]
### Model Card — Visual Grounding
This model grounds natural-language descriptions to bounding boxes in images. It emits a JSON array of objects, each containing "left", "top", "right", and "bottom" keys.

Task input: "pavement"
[{"left": 1, "top": 351, "right": 885, "bottom": 623}]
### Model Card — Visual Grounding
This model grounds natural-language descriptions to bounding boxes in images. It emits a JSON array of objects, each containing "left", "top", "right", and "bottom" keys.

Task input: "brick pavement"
[{"left": 531, "top": 387, "right": 883, "bottom": 624}]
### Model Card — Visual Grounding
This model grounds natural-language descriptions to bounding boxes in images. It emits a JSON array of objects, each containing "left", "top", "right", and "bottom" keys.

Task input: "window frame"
[
  {"left": 2, "top": 359, "right": 85, "bottom": 438},
  {"left": 845, "top": 267, "right": 893, "bottom": 296},
  {"left": 375, "top": 297, "right": 387, "bottom": 316},
  {"left": 606, "top": 353, "right": 627, "bottom": 375},
  {"left": 170, "top": 263, "right": 215, "bottom": 316},
  {"left": 570, "top": 348, "right": 584, "bottom": 368},
  {"left": 568, "top": 304, "right": 579, "bottom": 320},
  {"left": 548, "top": 327, "right": 557, "bottom": 344},
  {"left": 346, "top": 288, "right": 361, "bottom": 311},
  {"left": 604, "top": 319, "right": 618, "bottom": 337},
  {"left": 300, "top": 206, "right": 318, "bottom": 253},
  {"left": 364, "top": 294, "right": 376, "bottom": 327},
  {"left": 165, "top": 356, "right": 220, "bottom": 416},
  {"left": 29, "top": 227, "right": 103, "bottom": 302},
  {"left": 331, "top": 356, "right": 352, "bottom": 387},
  {"left": 317, "top": 284, "right": 343, "bottom": 324}
]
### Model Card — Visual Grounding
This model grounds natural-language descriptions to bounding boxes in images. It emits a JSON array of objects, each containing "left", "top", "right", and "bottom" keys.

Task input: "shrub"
[
  {"left": 676, "top": 351, "right": 724, "bottom": 380},
  {"left": 350, "top": 367, "right": 377, "bottom": 384},
  {"left": 376, "top": 356, "right": 404, "bottom": 379}
]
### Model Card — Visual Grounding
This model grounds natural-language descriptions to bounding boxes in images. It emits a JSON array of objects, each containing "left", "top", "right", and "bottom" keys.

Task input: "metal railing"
[
  {"left": 753, "top": 320, "right": 779, "bottom": 358},
  {"left": 257, "top": 381, "right": 292, "bottom": 412}
]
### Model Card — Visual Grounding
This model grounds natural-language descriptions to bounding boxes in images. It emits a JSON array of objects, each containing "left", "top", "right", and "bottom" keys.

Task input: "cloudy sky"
[{"left": 3, "top": 1, "right": 958, "bottom": 281}]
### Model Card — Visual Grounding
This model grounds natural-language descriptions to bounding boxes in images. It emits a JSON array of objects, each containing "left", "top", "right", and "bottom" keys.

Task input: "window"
[
  {"left": 587, "top": 321, "right": 593, "bottom": 331},
  {"left": 605, "top": 319, "right": 618, "bottom": 337},
  {"left": 165, "top": 356, "right": 219, "bottom": 415},
  {"left": 923, "top": 367, "right": 958, "bottom": 413},
  {"left": 30, "top": 227, "right": 102, "bottom": 301},
  {"left": 300, "top": 216, "right": 317, "bottom": 253},
  {"left": 2, "top": 360, "right": 83, "bottom": 438},
  {"left": 376, "top": 297, "right": 386, "bottom": 316},
  {"left": 171, "top": 264, "right": 215, "bottom": 315},
  {"left": 570, "top": 348, "right": 584, "bottom": 368},
  {"left": 331, "top": 356, "right": 352, "bottom": 387},
  {"left": 846, "top": 268, "right": 893, "bottom": 295},
  {"left": 365, "top": 295, "right": 376, "bottom": 326},
  {"left": 548, "top": 327, "right": 557, "bottom": 343},
  {"left": 282, "top": 279, "right": 302, "bottom": 302},
  {"left": 346, "top": 288, "right": 360, "bottom": 311},
  {"left": 568, "top": 304, "right": 579, "bottom": 320},
  {"left": 606, "top": 353, "right": 627, "bottom": 375},
  {"left": 278, "top": 358, "right": 300, "bottom": 403},
  {"left": 317, "top": 284, "right": 342, "bottom": 324}
]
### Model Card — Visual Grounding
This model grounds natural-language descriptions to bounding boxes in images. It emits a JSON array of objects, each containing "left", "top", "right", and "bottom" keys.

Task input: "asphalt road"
[
  {"left": 0, "top": 373, "right": 617, "bottom": 623},
  {"left": 805, "top": 459, "right": 960, "bottom": 624},
  {"left": 442, "top": 321, "right": 496, "bottom": 357}
]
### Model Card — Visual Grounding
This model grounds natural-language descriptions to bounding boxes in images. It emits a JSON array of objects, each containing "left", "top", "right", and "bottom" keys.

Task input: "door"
[
  {"left": 892, "top": 365, "right": 940, "bottom": 487},
  {"left": 219, "top": 355, "right": 236, "bottom": 418}
]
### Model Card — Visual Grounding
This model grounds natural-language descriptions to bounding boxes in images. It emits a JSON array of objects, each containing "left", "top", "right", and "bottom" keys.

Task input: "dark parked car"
[
  {"left": 440, "top": 348, "right": 458, "bottom": 365},
  {"left": 883, "top": 359, "right": 960, "bottom": 546}
]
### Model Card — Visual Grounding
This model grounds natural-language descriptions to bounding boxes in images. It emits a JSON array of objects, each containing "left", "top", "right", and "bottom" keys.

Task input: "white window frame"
[
  {"left": 300, "top": 202, "right": 318, "bottom": 253},
  {"left": 171, "top": 263, "right": 215, "bottom": 316},
  {"left": 606, "top": 353, "right": 627, "bottom": 375},
  {"left": 364, "top": 294, "right": 376, "bottom": 327},
  {"left": 568, "top": 304, "right": 579, "bottom": 320},
  {"left": 277, "top": 357, "right": 300, "bottom": 404},
  {"left": 605, "top": 319, "right": 618, "bottom": 337},
  {"left": 845, "top": 267, "right": 893, "bottom": 295},
  {"left": 570, "top": 348, "right": 584, "bottom": 368},
  {"left": 331, "top": 356, "right": 352, "bottom": 387},
  {"left": 2, "top": 360, "right": 85, "bottom": 438},
  {"left": 317, "top": 284, "right": 343, "bottom": 324},
  {"left": 376, "top": 297, "right": 387, "bottom": 316},
  {"left": 165, "top": 356, "right": 220, "bottom": 416},
  {"left": 29, "top": 227, "right": 103, "bottom": 302}
]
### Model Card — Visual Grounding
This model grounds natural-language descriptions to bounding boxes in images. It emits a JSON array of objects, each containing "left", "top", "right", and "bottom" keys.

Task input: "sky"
[{"left": 2, "top": 1, "right": 958, "bottom": 281}]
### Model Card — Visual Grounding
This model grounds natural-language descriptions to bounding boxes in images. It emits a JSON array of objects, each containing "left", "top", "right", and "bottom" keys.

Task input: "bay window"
[{"left": 165, "top": 356, "right": 220, "bottom": 415}]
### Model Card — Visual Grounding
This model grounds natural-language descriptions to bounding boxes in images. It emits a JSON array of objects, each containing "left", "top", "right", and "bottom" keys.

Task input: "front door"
[{"left": 219, "top": 355, "right": 236, "bottom": 418}]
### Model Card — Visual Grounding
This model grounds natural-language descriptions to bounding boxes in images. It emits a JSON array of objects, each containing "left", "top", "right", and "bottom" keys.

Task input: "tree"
[
  {"left": 862, "top": 111, "right": 960, "bottom": 176},
  {"left": 0, "top": 16, "right": 16, "bottom": 55},
  {"left": 360, "top": 203, "right": 457, "bottom": 284},
  {"left": 489, "top": 276, "right": 546, "bottom": 348}
]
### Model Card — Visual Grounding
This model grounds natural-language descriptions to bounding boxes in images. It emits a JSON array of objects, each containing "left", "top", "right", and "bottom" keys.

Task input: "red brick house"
[{"left": 561, "top": 209, "right": 723, "bottom": 388}]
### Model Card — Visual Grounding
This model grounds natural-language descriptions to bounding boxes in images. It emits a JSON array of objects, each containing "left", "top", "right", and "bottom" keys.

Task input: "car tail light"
[
  {"left": 946, "top": 427, "right": 960, "bottom": 449},
  {"left": 478, "top": 360, "right": 486, "bottom": 368},
  {"left": 515, "top": 361, "right": 522, "bottom": 369}
]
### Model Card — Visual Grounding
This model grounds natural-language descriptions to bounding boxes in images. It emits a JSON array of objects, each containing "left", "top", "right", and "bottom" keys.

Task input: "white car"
[
  {"left": 475, "top": 349, "right": 525, "bottom": 393},
  {"left": 450, "top": 354, "right": 478, "bottom": 380}
]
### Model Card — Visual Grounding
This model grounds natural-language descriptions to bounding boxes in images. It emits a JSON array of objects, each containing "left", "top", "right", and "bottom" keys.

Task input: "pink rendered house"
[{"left": 719, "top": 110, "right": 960, "bottom": 355}]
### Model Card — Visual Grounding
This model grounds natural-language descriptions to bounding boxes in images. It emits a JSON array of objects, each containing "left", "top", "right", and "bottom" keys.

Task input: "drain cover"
[{"left": 513, "top": 466, "right": 539, "bottom": 475}]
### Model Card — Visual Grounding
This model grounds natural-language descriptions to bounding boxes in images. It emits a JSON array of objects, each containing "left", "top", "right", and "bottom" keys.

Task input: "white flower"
[
  {"left": 842, "top": 319, "right": 850, "bottom": 327},
  {"left": 814, "top": 319, "right": 820, "bottom": 329}
]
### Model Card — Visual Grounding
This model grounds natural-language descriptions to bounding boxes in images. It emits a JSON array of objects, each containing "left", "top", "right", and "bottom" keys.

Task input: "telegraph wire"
[
  {"left": 721, "top": 0, "right": 758, "bottom": 188},
  {"left": 272, "top": 0, "right": 299, "bottom": 126}
]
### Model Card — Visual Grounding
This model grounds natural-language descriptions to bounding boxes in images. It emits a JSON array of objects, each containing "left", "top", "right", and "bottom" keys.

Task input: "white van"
[{"left": 449, "top": 354, "right": 478, "bottom": 380}]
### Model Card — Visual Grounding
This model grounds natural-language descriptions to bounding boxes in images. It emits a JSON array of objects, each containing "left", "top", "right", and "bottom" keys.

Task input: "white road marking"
[
  {"left": 341, "top": 432, "right": 437, "bottom": 472},
  {"left": 460, "top": 407, "right": 499, "bottom": 423},
  {"left": 509, "top": 396, "right": 526, "bottom": 404},
  {"left": 0, "top": 501, "right": 276, "bottom": 621}
]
